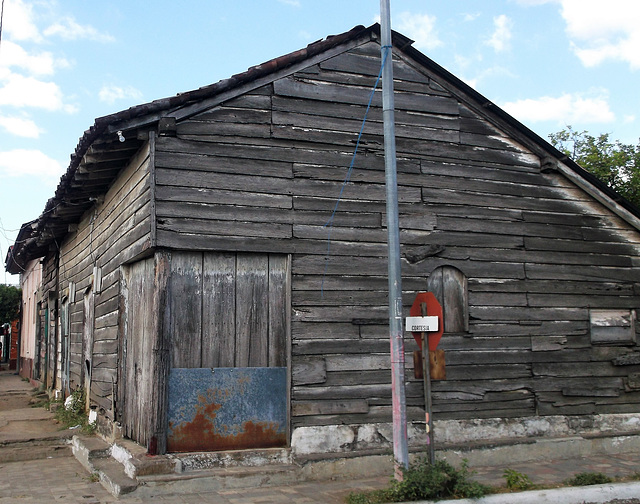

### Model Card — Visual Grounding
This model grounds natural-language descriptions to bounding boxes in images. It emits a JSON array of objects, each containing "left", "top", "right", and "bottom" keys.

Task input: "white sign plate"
[{"left": 405, "top": 316, "right": 439, "bottom": 333}]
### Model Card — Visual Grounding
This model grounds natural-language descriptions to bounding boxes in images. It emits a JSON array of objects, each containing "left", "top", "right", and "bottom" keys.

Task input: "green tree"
[
  {"left": 549, "top": 126, "right": 640, "bottom": 207},
  {"left": 0, "top": 284, "right": 21, "bottom": 325}
]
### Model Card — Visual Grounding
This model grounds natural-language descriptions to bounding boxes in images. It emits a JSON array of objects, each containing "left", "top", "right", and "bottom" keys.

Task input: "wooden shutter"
[{"left": 427, "top": 266, "right": 468, "bottom": 333}]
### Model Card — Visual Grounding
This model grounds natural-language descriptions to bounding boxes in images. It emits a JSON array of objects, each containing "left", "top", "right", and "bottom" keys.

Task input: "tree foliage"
[
  {"left": 0, "top": 284, "right": 21, "bottom": 326},
  {"left": 549, "top": 126, "right": 640, "bottom": 208}
]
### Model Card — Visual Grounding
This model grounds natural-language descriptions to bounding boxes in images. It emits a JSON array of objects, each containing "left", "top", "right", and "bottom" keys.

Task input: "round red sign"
[{"left": 410, "top": 292, "right": 443, "bottom": 351}]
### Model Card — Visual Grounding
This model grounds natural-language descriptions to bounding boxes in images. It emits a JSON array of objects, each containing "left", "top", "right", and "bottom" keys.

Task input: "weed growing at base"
[
  {"left": 564, "top": 472, "right": 613, "bottom": 486},
  {"left": 54, "top": 388, "right": 95, "bottom": 435},
  {"left": 345, "top": 458, "right": 490, "bottom": 504},
  {"left": 503, "top": 468, "right": 533, "bottom": 490}
]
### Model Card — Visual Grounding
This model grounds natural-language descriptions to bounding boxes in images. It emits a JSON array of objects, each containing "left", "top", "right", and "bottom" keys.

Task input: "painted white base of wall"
[
  {"left": 436, "top": 413, "right": 640, "bottom": 445},
  {"left": 290, "top": 413, "right": 640, "bottom": 456}
]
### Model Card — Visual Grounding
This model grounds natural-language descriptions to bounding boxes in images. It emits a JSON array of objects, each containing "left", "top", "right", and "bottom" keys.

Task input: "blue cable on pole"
[{"left": 321, "top": 46, "right": 392, "bottom": 297}]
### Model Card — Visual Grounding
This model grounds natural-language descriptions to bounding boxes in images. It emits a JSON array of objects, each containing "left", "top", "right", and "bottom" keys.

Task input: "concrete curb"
[{"left": 408, "top": 481, "right": 640, "bottom": 504}]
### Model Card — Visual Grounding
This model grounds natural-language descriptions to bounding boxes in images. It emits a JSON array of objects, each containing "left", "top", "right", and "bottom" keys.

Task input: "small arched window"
[{"left": 426, "top": 266, "right": 468, "bottom": 333}]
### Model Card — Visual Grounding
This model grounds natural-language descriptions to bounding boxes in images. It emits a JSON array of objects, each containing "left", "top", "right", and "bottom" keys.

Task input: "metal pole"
[
  {"left": 380, "top": 0, "right": 409, "bottom": 476},
  {"left": 420, "top": 303, "right": 435, "bottom": 464}
]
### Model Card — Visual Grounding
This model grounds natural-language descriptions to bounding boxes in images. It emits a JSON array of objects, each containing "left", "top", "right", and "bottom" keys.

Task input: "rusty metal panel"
[{"left": 167, "top": 367, "right": 287, "bottom": 452}]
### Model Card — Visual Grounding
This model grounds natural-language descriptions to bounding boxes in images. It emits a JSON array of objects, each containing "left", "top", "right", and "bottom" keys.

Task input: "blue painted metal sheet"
[{"left": 167, "top": 367, "right": 287, "bottom": 452}]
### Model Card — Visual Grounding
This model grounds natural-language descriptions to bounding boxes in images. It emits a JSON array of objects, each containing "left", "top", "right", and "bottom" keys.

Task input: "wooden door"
[
  {"left": 122, "top": 258, "right": 156, "bottom": 446},
  {"left": 167, "top": 252, "right": 290, "bottom": 452}
]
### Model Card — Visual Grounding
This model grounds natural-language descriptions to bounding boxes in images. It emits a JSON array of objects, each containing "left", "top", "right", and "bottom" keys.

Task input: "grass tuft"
[
  {"left": 564, "top": 472, "right": 613, "bottom": 486},
  {"left": 346, "top": 458, "right": 491, "bottom": 504},
  {"left": 503, "top": 468, "right": 533, "bottom": 491}
]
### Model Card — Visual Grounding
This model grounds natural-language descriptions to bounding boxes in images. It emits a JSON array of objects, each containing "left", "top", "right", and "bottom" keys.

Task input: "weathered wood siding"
[
  {"left": 167, "top": 251, "right": 289, "bottom": 369},
  {"left": 58, "top": 143, "right": 152, "bottom": 418},
  {"left": 153, "top": 39, "right": 640, "bottom": 428}
]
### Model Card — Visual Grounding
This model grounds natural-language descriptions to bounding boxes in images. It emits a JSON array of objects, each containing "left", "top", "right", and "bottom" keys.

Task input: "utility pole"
[{"left": 380, "top": 0, "right": 409, "bottom": 477}]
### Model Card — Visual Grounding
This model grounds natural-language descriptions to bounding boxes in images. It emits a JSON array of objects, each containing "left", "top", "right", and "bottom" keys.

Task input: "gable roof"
[{"left": 6, "top": 23, "right": 640, "bottom": 274}]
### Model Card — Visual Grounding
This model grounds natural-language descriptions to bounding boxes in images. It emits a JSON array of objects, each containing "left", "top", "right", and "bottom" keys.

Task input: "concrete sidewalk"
[
  {"left": 0, "top": 368, "right": 76, "bottom": 461},
  {"left": 1, "top": 368, "right": 639, "bottom": 503}
]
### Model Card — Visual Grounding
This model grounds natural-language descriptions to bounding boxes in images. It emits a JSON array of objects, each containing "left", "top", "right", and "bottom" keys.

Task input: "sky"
[{"left": 0, "top": 0, "right": 638, "bottom": 283}]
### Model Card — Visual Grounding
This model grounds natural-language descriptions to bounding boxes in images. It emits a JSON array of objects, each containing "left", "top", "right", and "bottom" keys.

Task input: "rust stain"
[{"left": 168, "top": 390, "right": 285, "bottom": 453}]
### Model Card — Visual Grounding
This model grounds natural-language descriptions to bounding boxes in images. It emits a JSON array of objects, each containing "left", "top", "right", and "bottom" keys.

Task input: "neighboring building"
[
  {"left": 19, "top": 258, "right": 43, "bottom": 381},
  {"left": 6, "top": 224, "right": 46, "bottom": 383},
  {"left": 5, "top": 24, "right": 640, "bottom": 462}
]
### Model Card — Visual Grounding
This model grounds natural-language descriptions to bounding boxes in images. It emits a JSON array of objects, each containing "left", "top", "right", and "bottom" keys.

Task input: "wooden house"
[{"left": 6, "top": 24, "right": 640, "bottom": 461}]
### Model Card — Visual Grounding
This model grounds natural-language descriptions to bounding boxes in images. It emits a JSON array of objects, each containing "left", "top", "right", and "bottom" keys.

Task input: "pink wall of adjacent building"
[{"left": 20, "top": 259, "right": 42, "bottom": 380}]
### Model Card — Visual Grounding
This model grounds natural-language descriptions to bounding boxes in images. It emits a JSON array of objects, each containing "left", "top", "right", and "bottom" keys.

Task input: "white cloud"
[
  {"left": 515, "top": 0, "right": 556, "bottom": 5},
  {"left": 485, "top": 15, "right": 513, "bottom": 53},
  {"left": 395, "top": 12, "right": 443, "bottom": 51},
  {"left": 3, "top": 0, "right": 42, "bottom": 42},
  {"left": 0, "top": 40, "right": 70, "bottom": 76},
  {"left": 514, "top": 0, "right": 640, "bottom": 68},
  {"left": 277, "top": 0, "right": 300, "bottom": 6},
  {"left": 98, "top": 85, "right": 143, "bottom": 105},
  {"left": 0, "top": 72, "right": 66, "bottom": 111},
  {"left": 571, "top": 38, "right": 640, "bottom": 69},
  {"left": 464, "top": 65, "right": 516, "bottom": 90},
  {"left": 502, "top": 91, "right": 616, "bottom": 125},
  {"left": 559, "top": 0, "right": 640, "bottom": 69},
  {"left": 43, "top": 16, "right": 115, "bottom": 43},
  {"left": 453, "top": 54, "right": 475, "bottom": 70},
  {"left": 0, "top": 149, "right": 64, "bottom": 179},
  {"left": 0, "top": 115, "right": 41, "bottom": 138},
  {"left": 0, "top": 3, "right": 97, "bottom": 118}
]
